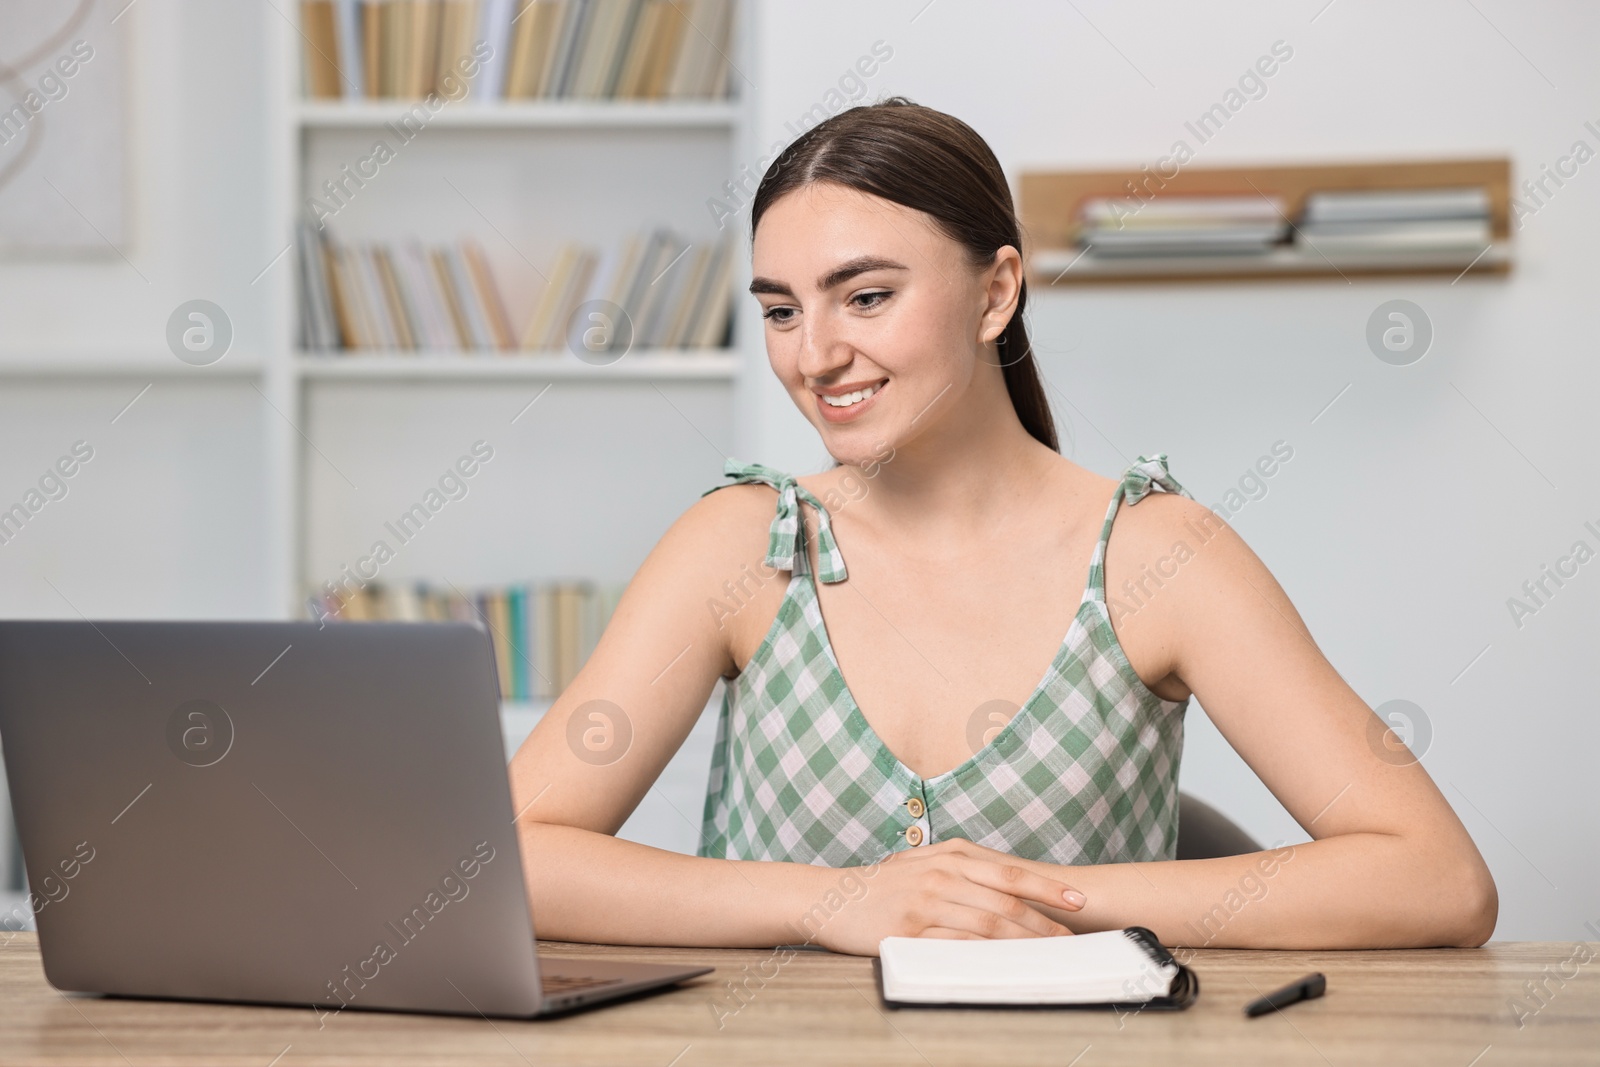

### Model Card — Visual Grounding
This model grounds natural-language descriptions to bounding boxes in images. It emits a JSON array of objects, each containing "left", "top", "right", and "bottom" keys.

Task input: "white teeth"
[{"left": 822, "top": 384, "right": 878, "bottom": 408}]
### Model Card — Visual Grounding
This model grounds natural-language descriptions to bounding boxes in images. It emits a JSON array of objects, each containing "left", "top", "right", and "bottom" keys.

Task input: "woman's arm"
[
  {"left": 1022, "top": 493, "right": 1497, "bottom": 949},
  {"left": 508, "top": 484, "right": 810, "bottom": 946},
  {"left": 508, "top": 485, "right": 1087, "bottom": 949}
]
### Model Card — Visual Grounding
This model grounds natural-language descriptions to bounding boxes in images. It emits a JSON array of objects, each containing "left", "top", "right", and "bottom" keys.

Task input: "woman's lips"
[{"left": 814, "top": 379, "right": 887, "bottom": 424}]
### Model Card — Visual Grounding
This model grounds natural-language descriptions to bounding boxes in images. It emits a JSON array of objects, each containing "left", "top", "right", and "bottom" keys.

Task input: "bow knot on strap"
[
  {"left": 1122, "top": 453, "right": 1181, "bottom": 505},
  {"left": 706, "top": 460, "right": 849, "bottom": 583}
]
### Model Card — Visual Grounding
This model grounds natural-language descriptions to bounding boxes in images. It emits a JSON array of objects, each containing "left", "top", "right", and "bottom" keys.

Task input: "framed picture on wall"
[{"left": 0, "top": 0, "right": 127, "bottom": 253}]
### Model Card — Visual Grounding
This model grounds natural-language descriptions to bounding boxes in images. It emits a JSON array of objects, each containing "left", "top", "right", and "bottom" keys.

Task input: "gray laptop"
[{"left": 0, "top": 619, "right": 712, "bottom": 1018}]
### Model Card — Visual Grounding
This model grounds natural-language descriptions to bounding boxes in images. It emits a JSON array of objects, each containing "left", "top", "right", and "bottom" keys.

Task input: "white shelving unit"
[
  {"left": 264, "top": 5, "right": 760, "bottom": 855},
  {"left": 267, "top": 1, "right": 760, "bottom": 609}
]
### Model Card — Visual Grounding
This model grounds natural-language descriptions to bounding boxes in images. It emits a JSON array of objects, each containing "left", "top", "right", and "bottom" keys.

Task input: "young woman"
[{"left": 508, "top": 98, "right": 1497, "bottom": 956}]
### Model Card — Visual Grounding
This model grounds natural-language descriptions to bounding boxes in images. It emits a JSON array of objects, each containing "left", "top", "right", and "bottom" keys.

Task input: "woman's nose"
[{"left": 796, "top": 307, "right": 852, "bottom": 379}]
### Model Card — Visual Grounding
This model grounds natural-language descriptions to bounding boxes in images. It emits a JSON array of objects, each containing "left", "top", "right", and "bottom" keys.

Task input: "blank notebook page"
[{"left": 878, "top": 930, "right": 1179, "bottom": 1004}]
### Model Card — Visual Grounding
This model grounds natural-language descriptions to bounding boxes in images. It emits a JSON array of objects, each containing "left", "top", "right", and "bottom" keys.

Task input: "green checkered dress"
[{"left": 697, "top": 455, "right": 1192, "bottom": 868}]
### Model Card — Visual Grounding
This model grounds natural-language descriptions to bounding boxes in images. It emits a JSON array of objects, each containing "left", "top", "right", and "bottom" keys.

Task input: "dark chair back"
[{"left": 1175, "top": 792, "right": 1263, "bottom": 860}]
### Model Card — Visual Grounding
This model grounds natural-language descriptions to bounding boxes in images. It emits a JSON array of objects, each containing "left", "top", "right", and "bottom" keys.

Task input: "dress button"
[
  {"left": 905, "top": 825, "right": 924, "bottom": 847},
  {"left": 906, "top": 796, "right": 925, "bottom": 818}
]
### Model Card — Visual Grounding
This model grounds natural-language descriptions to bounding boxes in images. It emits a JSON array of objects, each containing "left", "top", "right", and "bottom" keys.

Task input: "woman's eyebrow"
[{"left": 748, "top": 255, "right": 910, "bottom": 297}]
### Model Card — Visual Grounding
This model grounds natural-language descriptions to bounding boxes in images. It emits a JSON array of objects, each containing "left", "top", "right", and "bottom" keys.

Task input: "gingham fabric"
[
  {"left": 719, "top": 461, "right": 849, "bottom": 584},
  {"left": 697, "top": 456, "right": 1192, "bottom": 868}
]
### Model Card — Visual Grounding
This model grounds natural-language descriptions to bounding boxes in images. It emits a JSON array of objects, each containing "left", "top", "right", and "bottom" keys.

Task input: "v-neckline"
[
  {"left": 800, "top": 569, "right": 1095, "bottom": 787},
  {"left": 793, "top": 476, "right": 1117, "bottom": 786}
]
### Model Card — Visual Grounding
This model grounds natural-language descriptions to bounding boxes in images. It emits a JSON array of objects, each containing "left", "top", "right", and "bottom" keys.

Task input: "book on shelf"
[
  {"left": 1294, "top": 185, "right": 1493, "bottom": 255},
  {"left": 297, "top": 219, "right": 343, "bottom": 350},
  {"left": 1300, "top": 186, "right": 1491, "bottom": 224},
  {"left": 301, "top": 0, "right": 347, "bottom": 98},
  {"left": 1074, "top": 195, "right": 1288, "bottom": 258},
  {"left": 1078, "top": 195, "right": 1285, "bottom": 227},
  {"left": 1079, "top": 224, "right": 1288, "bottom": 256},
  {"left": 299, "top": 0, "right": 737, "bottom": 102},
  {"left": 305, "top": 234, "right": 513, "bottom": 352},
  {"left": 1295, "top": 218, "right": 1493, "bottom": 253},
  {"left": 559, "top": 228, "right": 736, "bottom": 354},
  {"left": 309, "top": 577, "right": 625, "bottom": 701},
  {"left": 473, "top": 0, "right": 517, "bottom": 100},
  {"left": 298, "top": 223, "right": 734, "bottom": 354}
]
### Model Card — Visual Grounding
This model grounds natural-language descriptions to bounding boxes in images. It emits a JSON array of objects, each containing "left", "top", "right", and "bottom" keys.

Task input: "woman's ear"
[{"left": 980, "top": 245, "right": 1024, "bottom": 342}]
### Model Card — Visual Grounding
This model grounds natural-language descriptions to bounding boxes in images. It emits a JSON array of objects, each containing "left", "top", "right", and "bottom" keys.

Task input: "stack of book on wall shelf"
[
  {"left": 297, "top": 222, "right": 735, "bottom": 355},
  {"left": 1294, "top": 186, "right": 1492, "bottom": 258},
  {"left": 309, "top": 578, "right": 625, "bottom": 700},
  {"left": 1023, "top": 160, "right": 1510, "bottom": 283},
  {"left": 1075, "top": 196, "right": 1288, "bottom": 258},
  {"left": 299, "top": 0, "right": 737, "bottom": 102}
]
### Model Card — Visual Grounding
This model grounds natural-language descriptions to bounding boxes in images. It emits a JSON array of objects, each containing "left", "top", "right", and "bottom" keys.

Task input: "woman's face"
[{"left": 750, "top": 182, "right": 1015, "bottom": 467}]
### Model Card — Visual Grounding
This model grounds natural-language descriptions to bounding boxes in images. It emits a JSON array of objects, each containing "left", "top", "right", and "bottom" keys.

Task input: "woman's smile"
[{"left": 814, "top": 377, "right": 889, "bottom": 423}]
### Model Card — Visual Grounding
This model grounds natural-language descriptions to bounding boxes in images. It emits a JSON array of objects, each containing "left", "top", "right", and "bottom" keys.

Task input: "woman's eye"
[
  {"left": 852, "top": 290, "right": 890, "bottom": 310},
  {"left": 762, "top": 306, "right": 796, "bottom": 323}
]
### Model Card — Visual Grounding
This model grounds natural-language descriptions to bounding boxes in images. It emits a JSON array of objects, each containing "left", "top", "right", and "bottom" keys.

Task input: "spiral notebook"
[{"left": 873, "top": 927, "right": 1198, "bottom": 1010}]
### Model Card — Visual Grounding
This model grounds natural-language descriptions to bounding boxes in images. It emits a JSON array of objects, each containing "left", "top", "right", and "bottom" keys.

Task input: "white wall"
[
  {"left": 0, "top": 0, "right": 277, "bottom": 616},
  {"left": 745, "top": 0, "right": 1598, "bottom": 940}
]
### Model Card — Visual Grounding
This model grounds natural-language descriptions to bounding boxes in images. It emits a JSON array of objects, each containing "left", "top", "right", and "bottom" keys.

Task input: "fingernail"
[{"left": 1063, "top": 890, "right": 1086, "bottom": 908}]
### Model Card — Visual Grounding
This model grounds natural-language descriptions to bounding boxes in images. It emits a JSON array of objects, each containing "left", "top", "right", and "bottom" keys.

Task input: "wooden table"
[{"left": 1, "top": 933, "right": 1595, "bottom": 1065}]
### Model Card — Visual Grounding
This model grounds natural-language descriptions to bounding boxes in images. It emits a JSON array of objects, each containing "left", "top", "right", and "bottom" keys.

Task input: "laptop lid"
[{"left": 0, "top": 619, "right": 547, "bottom": 1018}]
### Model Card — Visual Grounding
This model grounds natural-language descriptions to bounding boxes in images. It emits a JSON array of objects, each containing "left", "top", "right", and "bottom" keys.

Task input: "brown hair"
[{"left": 749, "top": 96, "right": 1058, "bottom": 453}]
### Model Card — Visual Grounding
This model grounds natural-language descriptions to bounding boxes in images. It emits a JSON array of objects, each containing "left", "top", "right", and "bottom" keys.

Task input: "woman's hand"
[{"left": 806, "top": 838, "right": 1086, "bottom": 956}]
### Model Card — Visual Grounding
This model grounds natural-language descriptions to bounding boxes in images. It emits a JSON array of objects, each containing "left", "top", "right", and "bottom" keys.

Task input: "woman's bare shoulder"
[
  {"left": 665, "top": 483, "right": 793, "bottom": 675},
  {"left": 1053, "top": 455, "right": 1120, "bottom": 504},
  {"left": 1107, "top": 471, "right": 1231, "bottom": 558},
  {"left": 655, "top": 481, "right": 781, "bottom": 581}
]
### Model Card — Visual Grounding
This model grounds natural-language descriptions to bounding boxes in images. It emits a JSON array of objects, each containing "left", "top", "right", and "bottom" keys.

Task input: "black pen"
[{"left": 1244, "top": 973, "right": 1326, "bottom": 1017}]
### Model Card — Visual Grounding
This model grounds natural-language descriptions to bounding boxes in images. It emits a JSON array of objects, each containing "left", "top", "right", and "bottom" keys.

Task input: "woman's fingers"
[
  {"left": 958, "top": 856, "right": 1087, "bottom": 911},
  {"left": 915, "top": 927, "right": 982, "bottom": 940},
  {"left": 922, "top": 898, "right": 1073, "bottom": 940},
  {"left": 864, "top": 844, "right": 1085, "bottom": 945},
  {"left": 964, "top": 885, "right": 1075, "bottom": 937}
]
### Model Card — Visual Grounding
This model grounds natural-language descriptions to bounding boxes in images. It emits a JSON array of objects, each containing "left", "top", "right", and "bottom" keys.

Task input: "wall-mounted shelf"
[
  {"left": 294, "top": 352, "right": 740, "bottom": 381},
  {"left": 1021, "top": 157, "right": 1513, "bottom": 285},
  {"left": 1030, "top": 242, "right": 1511, "bottom": 284},
  {"left": 294, "top": 100, "right": 741, "bottom": 129}
]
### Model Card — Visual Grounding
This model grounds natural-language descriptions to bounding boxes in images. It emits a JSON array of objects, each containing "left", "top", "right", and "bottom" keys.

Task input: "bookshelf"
[
  {"left": 264, "top": 2, "right": 759, "bottom": 859},
  {"left": 271, "top": 0, "right": 756, "bottom": 606},
  {"left": 1021, "top": 158, "right": 1514, "bottom": 284}
]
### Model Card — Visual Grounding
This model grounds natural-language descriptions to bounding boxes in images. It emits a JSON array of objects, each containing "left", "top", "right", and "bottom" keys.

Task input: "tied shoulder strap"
[
  {"left": 1085, "top": 453, "right": 1191, "bottom": 604},
  {"left": 1121, "top": 453, "right": 1188, "bottom": 505},
  {"left": 702, "top": 459, "right": 849, "bottom": 583}
]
